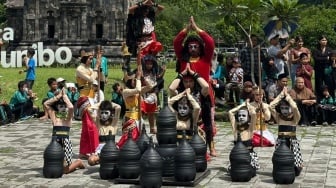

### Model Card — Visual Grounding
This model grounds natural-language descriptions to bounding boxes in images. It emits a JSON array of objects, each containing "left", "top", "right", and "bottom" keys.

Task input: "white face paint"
[
  {"left": 237, "top": 109, "right": 249, "bottom": 124},
  {"left": 57, "top": 104, "right": 67, "bottom": 113},
  {"left": 178, "top": 102, "right": 190, "bottom": 117},
  {"left": 100, "top": 110, "right": 111, "bottom": 121},
  {"left": 280, "top": 104, "right": 292, "bottom": 116}
]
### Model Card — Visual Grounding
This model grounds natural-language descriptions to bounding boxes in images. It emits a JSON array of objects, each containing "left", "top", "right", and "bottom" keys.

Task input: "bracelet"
[
  {"left": 193, "top": 73, "right": 199, "bottom": 80},
  {"left": 153, "top": 3, "right": 158, "bottom": 7},
  {"left": 177, "top": 74, "right": 183, "bottom": 80},
  {"left": 137, "top": 2, "right": 143, "bottom": 7}
]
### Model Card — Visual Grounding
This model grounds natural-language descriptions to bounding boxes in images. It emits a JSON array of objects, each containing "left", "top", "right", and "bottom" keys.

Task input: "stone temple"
[{"left": 4, "top": 0, "right": 138, "bottom": 61}]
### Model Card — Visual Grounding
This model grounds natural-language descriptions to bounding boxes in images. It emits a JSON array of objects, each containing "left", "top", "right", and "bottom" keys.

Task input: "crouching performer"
[
  {"left": 168, "top": 88, "right": 201, "bottom": 141},
  {"left": 228, "top": 100, "right": 260, "bottom": 175},
  {"left": 270, "top": 87, "right": 303, "bottom": 176},
  {"left": 88, "top": 100, "right": 121, "bottom": 166},
  {"left": 44, "top": 88, "right": 85, "bottom": 174}
]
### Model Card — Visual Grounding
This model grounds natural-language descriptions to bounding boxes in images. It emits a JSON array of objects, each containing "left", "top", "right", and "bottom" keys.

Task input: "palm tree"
[{"left": 262, "top": 0, "right": 301, "bottom": 39}]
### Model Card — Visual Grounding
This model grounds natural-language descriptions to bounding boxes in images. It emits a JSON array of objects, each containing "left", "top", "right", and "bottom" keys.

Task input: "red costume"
[
  {"left": 174, "top": 30, "right": 215, "bottom": 82},
  {"left": 77, "top": 97, "right": 99, "bottom": 156}
]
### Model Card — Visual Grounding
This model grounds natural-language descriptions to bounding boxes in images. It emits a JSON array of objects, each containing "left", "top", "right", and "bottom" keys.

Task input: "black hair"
[
  {"left": 27, "top": 48, "right": 35, "bottom": 56},
  {"left": 18, "top": 80, "right": 26, "bottom": 89},
  {"left": 112, "top": 82, "right": 120, "bottom": 92},
  {"left": 295, "top": 35, "right": 303, "bottom": 42},
  {"left": 51, "top": 98, "right": 66, "bottom": 112},
  {"left": 99, "top": 100, "right": 113, "bottom": 112},
  {"left": 277, "top": 73, "right": 288, "bottom": 81},
  {"left": 217, "top": 53, "right": 224, "bottom": 64},
  {"left": 142, "top": 55, "right": 159, "bottom": 75},
  {"left": 125, "top": 78, "right": 135, "bottom": 89},
  {"left": 81, "top": 55, "right": 90, "bottom": 64},
  {"left": 275, "top": 99, "right": 290, "bottom": 114},
  {"left": 47, "top": 77, "right": 57, "bottom": 86}
]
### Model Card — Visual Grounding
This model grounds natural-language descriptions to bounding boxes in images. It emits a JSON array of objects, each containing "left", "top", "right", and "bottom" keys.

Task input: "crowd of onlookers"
[
  {"left": 2, "top": 34, "right": 336, "bottom": 127},
  {"left": 212, "top": 34, "right": 336, "bottom": 126}
]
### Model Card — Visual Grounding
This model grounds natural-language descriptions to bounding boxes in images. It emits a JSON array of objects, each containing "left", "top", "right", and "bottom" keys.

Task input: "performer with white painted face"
[
  {"left": 168, "top": 88, "right": 201, "bottom": 141},
  {"left": 270, "top": 86, "right": 303, "bottom": 176},
  {"left": 228, "top": 100, "right": 259, "bottom": 175},
  {"left": 44, "top": 88, "right": 85, "bottom": 174},
  {"left": 88, "top": 100, "right": 121, "bottom": 166}
]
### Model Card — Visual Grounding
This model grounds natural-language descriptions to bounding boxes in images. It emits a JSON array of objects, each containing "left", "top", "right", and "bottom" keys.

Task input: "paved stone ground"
[{"left": 0, "top": 118, "right": 336, "bottom": 188}]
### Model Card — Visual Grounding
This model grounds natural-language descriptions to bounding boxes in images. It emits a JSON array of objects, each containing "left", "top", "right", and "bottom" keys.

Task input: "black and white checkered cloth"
[{"left": 276, "top": 138, "right": 303, "bottom": 168}]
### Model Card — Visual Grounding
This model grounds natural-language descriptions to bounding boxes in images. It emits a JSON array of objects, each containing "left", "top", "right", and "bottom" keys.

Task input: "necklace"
[{"left": 56, "top": 112, "right": 67, "bottom": 119}]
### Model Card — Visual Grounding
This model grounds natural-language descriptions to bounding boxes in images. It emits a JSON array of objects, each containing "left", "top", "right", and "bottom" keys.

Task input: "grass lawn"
[{"left": 0, "top": 64, "right": 178, "bottom": 109}]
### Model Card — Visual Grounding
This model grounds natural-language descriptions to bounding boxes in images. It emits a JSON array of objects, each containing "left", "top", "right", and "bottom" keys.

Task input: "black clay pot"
[
  {"left": 156, "top": 90, "right": 177, "bottom": 145},
  {"left": 174, "top": 131, "right": 196, "bottom": 182},
  {"left": 140, "top": 137, "right": 163, "bottom": 188},
  {"left": 43, "top": 136, "right": 64, "bottom": 178},
  {"left": 189, "top": 129, "right": 207, "bottom": 172},
  {"left": 118, "top": 131, "right": 141, "bottom": 179},
  {"left": 99, "top": 131, "right": 119, "bottom": 180},
  {"left": 272, "top": 138, "right": 295, "bottom": 184},
  {"left": 137, "top": 124, "right": 150, "bottom": 155},
  {"left": 156, "top": 144, "right": 177, "bottom": 177},
  {"left": 229, "top": 133, "right": 253, "bottom": 182}
]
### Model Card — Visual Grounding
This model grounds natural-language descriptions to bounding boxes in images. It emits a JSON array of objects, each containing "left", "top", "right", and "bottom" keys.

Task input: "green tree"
[
  {"left": 294, "top": 6, "right": 336, "bottom": 50},
  {"left": 261, "top": 0, "right": 301, "bottom": 37},
  {"left": 0, "top": 0, "right": 6, "bottom": 27}
]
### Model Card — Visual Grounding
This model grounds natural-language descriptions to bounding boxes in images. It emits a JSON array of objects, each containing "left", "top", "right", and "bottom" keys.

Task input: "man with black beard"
[
  {"left": 88, "top": 100, "right": 121, "bottom": 166},
  {"left": 228, "top": 100, "right": 259, "bottom": 175},
  {"left": 270, "top": 86, "right": 303, "bottom": 176}
]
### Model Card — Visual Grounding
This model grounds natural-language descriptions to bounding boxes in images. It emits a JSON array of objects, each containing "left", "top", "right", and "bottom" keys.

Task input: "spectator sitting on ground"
[
  {"left": 239, "top": 81, "right": 254, "bottom": 104},
  {"left": 317, "top": 85, "right": 336, "bottom": 126},
  {"left": 9, "top": 80, "right": 37, "bottom": 120},
  {"left": 289, "top": 77, "right": 318, "bottom": 127},
  {"left": 40, "top": 77, "right": 59, "bottom": 120},
  {"left": 224, "top": 57, "right": 244, "bottom": 104},
  {"left": 267, "top": 73, "right": 289, "bottom": 103},
  {"left": 211, "top": 52, "right": 226, "bottom": 106},
  {"left": 66, "top": 83, "right": 80, "bottom": 120}
]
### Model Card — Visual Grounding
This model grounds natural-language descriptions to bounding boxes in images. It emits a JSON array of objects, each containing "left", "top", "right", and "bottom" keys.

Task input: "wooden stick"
[{"left": 257, "top": 45, "right": 263, "bottom": 147}]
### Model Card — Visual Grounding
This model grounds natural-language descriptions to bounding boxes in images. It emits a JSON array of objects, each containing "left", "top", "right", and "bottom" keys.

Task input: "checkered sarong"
[
  {"left": 276, "top": 138, "right": 303, "bottom": 168},
  {"left": 56, "top": 137, "right": 73, "bottom": 167},
  {"left": 250, "top": 150, "right": 260, "bottom": 169}
]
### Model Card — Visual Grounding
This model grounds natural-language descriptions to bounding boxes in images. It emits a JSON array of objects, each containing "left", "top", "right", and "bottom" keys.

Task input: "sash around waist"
[{"left": 52, "top": 126, "right": 70, "bottom": 137}]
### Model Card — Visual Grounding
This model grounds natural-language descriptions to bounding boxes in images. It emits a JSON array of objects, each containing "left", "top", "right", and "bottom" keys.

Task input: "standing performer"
[
  {"left": 117, "top": 53, "right": 155, "bottom": 148},
  {"left": 88, "top": 100, "right": 121, "bottom": 166},
  {"left": 44, "top": 88, "right": 85, "bottom": 174},
  {"left": 127, "top": 0, "right": 164, "bottom": 57},
  {"left": 228, "top": 100, "right": 259, "bottom": 175},
  {"left": 141, "top": 54, "right": 160, "bottom": 133},
  {"left": 270, "top": 87, "right": 303, "bottom": 176},
  {"left": 76, "top": 52, "right": 100, "bottom": 159},
  {"left": 174, "top": 16, "right": 216, "bottom": 157}
]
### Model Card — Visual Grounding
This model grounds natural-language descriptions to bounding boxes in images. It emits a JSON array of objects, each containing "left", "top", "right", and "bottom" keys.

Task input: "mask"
[
  {"left": 100, "top": 110, "right": 111, "bottom": 122},
  {"left": 23, "top": 87, "right": 28, "bottom": 93},
  {"left": 280, "top": 104, "right": 292, "bottom": 116},
  {"left": 57, "top": 104, "right": 67, "bottom": 113},
  {"left": 237, "top": 109, "right": 249, "bottom": 124},
  {"left": 177, "top": 97, "right": 190, "bottom": 117}
]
